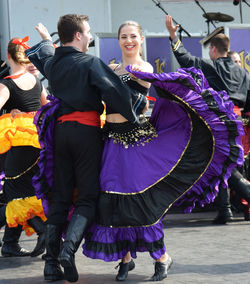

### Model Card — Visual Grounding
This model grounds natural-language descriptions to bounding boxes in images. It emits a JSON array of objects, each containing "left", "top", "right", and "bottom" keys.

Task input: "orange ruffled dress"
[
  {"left": 0, "top": 112, "right": 46, "bottom": 236},
  {"left": 0, "top": 112, "right": 40, "bottom": 154}
]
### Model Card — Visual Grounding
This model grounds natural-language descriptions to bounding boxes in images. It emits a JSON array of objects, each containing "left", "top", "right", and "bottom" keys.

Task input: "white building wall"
[
  {"left": 0, "top": 0, "right": 249, "bottom": 60},
  {"left": 0, "top": 0, "right": 112, "bottom": 60}
]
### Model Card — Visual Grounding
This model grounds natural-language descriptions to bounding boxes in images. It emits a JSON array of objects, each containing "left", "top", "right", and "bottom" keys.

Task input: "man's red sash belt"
[{"left": 58, "top": 111, "right": 101, "bottom": 127}]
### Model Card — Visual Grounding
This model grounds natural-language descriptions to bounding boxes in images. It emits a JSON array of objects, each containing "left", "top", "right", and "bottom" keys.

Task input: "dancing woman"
[
  {"left": 91, "top": 20, "right": 173, "bottom": 281},
  {"left": 82, "top": 21, "right": 244, "bottom": 282},
  {"left": 0, "top": 37, "right": 48, "bottom": 257}
]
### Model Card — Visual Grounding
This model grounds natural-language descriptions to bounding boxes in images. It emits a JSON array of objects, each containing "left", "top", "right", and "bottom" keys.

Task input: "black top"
[
  {"left": 25, "top": 40, "right": 137, "bottom": 123},
  {"left": 170, "top": 37, "right": 250, "bottom": 108},
  {"left": 0, "top": 77, "right": 42, "bottom": 112},
  {"left": 106, "top": 73, "right": 148, "bottom": 115}
]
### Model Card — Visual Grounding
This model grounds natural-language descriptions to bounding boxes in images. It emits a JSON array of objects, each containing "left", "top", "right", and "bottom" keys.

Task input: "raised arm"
[
  {"left": 165, "top": 15, "right": 179, "bottom": 40},
  {"left": 25, "top": 23, "right": 54, "bottom": 78},
  {"left": 165, "top": 15, "right": 213, "bottom": 70}
]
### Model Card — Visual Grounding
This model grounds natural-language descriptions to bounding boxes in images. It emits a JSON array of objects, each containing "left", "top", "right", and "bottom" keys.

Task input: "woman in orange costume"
[{"left": 0, "top": 37, "right": 48, "bottom": 257}]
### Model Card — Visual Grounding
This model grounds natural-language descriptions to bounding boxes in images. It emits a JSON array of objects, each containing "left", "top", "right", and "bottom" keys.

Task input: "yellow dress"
[
  {"left": 0, "top": 112, "right": 40, "bottom": 154},
  {"left": 0, "top": 112, "right": 46, "bottom": 235}
]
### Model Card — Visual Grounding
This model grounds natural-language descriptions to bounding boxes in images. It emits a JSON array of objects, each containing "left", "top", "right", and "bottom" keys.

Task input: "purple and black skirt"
[{"left": 82, "top": 67, "right": 244, "bottom": 261}]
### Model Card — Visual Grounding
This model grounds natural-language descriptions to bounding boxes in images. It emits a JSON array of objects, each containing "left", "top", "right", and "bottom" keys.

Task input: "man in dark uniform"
[
  {"left": 165, "top": 15, "right": 250, "bottom": 225},
  {"left": 26, "top": 14, "right": 138, "bottom": 282}
]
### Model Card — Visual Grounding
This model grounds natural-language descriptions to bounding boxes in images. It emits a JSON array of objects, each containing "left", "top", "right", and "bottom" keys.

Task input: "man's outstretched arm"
[{"left": 165, "top": 15, "right": 212, "bottom": 70}]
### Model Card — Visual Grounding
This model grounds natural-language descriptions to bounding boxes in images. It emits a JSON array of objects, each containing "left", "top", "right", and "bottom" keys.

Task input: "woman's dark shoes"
[
  {"left": 1, "top": 242, "right": 30, "bottom": 257},
  {"left": 213, "top": 208, "right": 233, "bottom": 224},
  {"left": 150, "top": 254, "right": 173, "bottom": 281},
  {"left": 115, "top": 259, "right": 135, "bottom": 281}
]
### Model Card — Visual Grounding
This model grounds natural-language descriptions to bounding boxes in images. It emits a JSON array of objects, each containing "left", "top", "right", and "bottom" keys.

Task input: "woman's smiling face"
[{"left": 118, "top": 24, "right": 143, "bottom": 56}]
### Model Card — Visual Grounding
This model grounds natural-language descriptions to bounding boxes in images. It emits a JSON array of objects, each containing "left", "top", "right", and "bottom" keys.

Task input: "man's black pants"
[{"left": 47, "top": 121, "right": 103, "bottom": 225}]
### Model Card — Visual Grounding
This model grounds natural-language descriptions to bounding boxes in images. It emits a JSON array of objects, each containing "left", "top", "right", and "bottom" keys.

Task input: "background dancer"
[
  {"left": 0, "top": 37, "right": 48, "bottom": 258},
  {"left": 228, "top": 51, "right": 242, "bottom": 67},
  {"left": 228, "top": 51, "right": 250, "bottom": 219},
  {"left": 26, "top": 14, "right": 138, "bottom": 283},
  {"left": 165, "top": 14, "right": 250, "bottom": 224}
]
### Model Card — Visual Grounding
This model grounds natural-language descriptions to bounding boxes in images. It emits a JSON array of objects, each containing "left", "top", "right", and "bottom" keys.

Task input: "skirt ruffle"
[
  {"left": 6, "top": 196, "right": 47, "bottom": 236},
  {"left": 127, "top": 66, "right": 244, "bottom": 211},
  {"left": 83, "top": 221, "right": 166, "bottom": 262},
  {"left": 82, "top": 67, "right": 244, "bottom": 261},
  {"left": 0, "top": 113, "right": 40, "bottom": 154},
  {"left": 32, "top": 95, "right": 61, "bottom": 216}
]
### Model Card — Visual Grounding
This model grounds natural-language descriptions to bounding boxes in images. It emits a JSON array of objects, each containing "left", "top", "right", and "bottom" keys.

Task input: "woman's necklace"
[{"left": 3, "top": 70, "right": 27, "bottom": 79}]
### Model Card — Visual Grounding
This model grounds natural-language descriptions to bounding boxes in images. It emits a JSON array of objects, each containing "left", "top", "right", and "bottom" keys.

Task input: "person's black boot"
[
  {"left": 213, "top": 185, "right": 233, "bottom": 224},
  {"left": 59, "top": 214, "right": 88, "bottom": 283},
  {"left": 1, "top": 225, "right": 30, "bottom": 257},
  {"left": 115, "top": 259, "right": 135, "bottom": 281},
  {"left": 43, "top": 224, "right": 64, "bottom": 281},
  {"left": 228, "top": 168, "right": 250, "bottom": 203},
  {"left": 27, "top": 216, "right": 45, "bottom": 257},
  {"left": 150, "top": 254, "right": 173, "bottom": 281}
]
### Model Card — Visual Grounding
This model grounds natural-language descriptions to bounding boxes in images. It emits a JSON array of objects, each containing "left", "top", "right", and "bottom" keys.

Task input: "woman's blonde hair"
[{"left": 8, "top": 38, "right": 30, "bottom": 65}]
